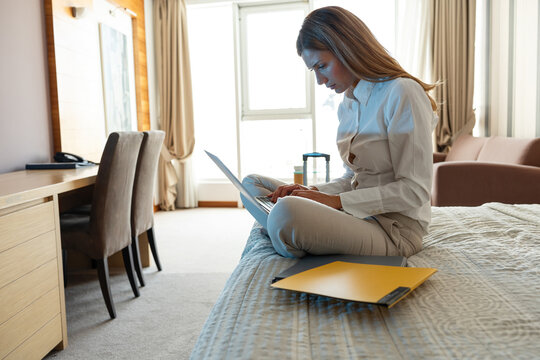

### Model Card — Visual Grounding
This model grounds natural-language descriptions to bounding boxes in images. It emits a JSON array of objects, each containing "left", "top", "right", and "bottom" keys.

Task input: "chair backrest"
[
  {"left": 477, "top": 136, "right": 540, "bottom": 167},
  {"left": 90, "top": 132, "right": 143, "bottom": 258},
  {"left": 131, "top": 130, "right": 165, "bottom": 237},
  {"left": 445, "top": 135, "right": 488, "bottom": 161}
]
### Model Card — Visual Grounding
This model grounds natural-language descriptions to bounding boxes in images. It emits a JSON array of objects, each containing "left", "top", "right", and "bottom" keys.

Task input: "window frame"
[{"left": 237, "top": 1, "right": 313, "bottom": 121}]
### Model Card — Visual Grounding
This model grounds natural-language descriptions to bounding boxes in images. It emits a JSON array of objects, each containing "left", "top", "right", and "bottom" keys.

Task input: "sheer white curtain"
[
  {"left": 395, "top": 0, "right": 433, "bottom": 83},
  {"left": 479, "top": 0, "right": 540, "bottom": 138},
  {"left": 395, "top": 0, "right": 437, "bottom": 150}
]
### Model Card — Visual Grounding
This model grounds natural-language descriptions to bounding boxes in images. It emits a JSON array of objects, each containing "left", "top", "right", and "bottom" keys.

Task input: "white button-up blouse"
[{"left": 315, "top": 77, "right": 438, "bottom": 233}]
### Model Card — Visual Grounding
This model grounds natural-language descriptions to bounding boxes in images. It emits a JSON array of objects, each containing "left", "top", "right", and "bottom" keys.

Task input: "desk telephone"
[
  {"left": 54, "top": 152, "right": 97, "bottom": 165},
  {"left": 54, "top": 152, "right": 85, "bottom": 163}
]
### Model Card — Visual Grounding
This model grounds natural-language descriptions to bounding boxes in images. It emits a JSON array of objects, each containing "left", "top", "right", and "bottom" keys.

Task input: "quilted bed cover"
[{"left": 191, "top": 203, "right": 540, "bottom": 359}]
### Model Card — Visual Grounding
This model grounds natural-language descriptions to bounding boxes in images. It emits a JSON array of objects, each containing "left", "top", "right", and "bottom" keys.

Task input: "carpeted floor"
[{"left": 45, "top": 207, "right": 254, "bottom": 360}]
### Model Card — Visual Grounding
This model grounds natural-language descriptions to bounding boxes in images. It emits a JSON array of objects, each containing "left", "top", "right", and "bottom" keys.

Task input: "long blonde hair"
[{"left": 296, "top": 6, "right": 437, "bottom": 111}]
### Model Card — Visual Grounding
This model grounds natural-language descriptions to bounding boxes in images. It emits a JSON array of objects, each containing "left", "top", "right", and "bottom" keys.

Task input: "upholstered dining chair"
[
  {"left": 60, "top": 131, "right": 143, "bottom": 319},
  {"left": 131, "top": 130, "right": 165, "bottom": 287}
]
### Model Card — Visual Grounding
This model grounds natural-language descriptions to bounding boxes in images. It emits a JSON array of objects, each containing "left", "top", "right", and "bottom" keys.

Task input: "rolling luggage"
[{"left": 302, "top": 152, "right": 330, "bottom": 186}]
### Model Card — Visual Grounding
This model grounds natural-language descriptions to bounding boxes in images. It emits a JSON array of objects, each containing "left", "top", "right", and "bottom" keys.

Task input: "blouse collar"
[{"left": 352, "top": 79, "right": 376, "bottom": 106}]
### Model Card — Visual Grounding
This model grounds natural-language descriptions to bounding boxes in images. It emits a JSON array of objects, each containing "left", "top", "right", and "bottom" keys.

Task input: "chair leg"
[
  {"left": 131, "top": 235, "right": 145, "bottom": 287},
  {"left": 122, "top": 245, "right": 140, "bottom": 298},
  {"left": 62, "top": 249, "right": 67, "bottom": 288},
  {"left": 96, "top": 258, "right": 116, "bottom": 319},
  {"left": 147, "top": 227, "right": 162, "bottom": 271}
]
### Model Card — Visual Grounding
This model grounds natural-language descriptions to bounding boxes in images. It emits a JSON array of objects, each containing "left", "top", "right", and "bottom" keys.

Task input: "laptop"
[{"left": 204, "top": 150, "right": 275, "bottom": 214}]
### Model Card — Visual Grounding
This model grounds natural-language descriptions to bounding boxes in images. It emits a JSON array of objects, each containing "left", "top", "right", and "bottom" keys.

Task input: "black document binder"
[{"left": 26, "top": 162, "right": 96, "bottom": 170}]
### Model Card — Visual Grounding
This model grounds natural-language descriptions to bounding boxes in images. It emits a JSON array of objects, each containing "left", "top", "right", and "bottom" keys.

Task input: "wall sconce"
[
  {"left": 109, "top": 7, "right": 137, "bottom": 18},
  {"left": 71, "top": 6, "right": 87, "bottom": 19}
]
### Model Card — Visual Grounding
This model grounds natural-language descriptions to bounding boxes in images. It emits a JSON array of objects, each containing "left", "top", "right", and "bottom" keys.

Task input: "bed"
[{"left": 190, "top": 203, "right": 540, "bottom": 359}]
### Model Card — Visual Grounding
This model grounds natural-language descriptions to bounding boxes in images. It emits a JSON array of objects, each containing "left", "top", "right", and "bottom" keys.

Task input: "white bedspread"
[{"left": 190, "top": 203, "right": 540, "bottom": 359}]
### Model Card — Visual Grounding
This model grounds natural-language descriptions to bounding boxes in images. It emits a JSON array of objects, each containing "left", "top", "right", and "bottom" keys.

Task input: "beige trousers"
[{"left": 242, "top": 174, "right": 424, "bottom": 258}]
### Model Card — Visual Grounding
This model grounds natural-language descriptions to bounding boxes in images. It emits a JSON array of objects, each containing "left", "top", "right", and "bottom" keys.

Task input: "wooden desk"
[{"left": 0, "top": 167, "right": 97, "bottom": 359}]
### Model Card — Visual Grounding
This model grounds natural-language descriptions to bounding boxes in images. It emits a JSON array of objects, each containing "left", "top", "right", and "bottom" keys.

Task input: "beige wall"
[
  {"left": 0, "top": 0, "right": 152, "bottom": 174},
  {"left": 0, "top": 0, "right": 54, "bottom": 174}
]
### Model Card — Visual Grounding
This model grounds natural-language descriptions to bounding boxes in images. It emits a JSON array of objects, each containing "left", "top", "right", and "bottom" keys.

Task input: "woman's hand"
[
  {"left": 269, "top": 184, "right": 311, "bottom": 202},
  {"left": 269, "top": 184, "right": 341, "bottom": 209}
]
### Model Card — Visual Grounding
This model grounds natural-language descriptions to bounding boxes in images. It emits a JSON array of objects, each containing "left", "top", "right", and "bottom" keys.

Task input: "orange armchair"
[{"left": 431, "top": 135, "right": 540, "bottom": 206}]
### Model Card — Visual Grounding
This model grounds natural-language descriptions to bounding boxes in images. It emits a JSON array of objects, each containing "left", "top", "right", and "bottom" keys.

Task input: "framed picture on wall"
[{"left": 98, "top": 22, "right": 137, "bottom": 134}]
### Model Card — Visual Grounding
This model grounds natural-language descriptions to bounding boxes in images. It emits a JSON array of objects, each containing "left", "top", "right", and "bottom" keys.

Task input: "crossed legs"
[{"left": 242, "top": 174, "right": 402, "bottom": 258}]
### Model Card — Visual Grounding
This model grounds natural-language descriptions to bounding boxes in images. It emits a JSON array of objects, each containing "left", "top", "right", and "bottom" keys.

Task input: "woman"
[{"left": 241, "top": 6, "right": 438, "bottom": 258}]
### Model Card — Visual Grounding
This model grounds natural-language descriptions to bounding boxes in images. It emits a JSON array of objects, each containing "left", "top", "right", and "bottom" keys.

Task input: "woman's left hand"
[{"left": 290, "top": 189, "right": 342, "bottom": 210}]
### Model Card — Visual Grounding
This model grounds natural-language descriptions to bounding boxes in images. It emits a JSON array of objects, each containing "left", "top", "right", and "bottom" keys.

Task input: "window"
[
  {"left": 239, "top": 3, "right": 310, "bottom": 118},
  {"left": 237, "top": 2, "right": 312, "bottom": 183}
]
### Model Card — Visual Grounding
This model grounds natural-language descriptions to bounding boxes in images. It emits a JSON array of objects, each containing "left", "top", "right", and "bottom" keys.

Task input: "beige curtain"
[
  {"left": 154, "top": 0, "right": 197, "bottom": 210},
  {"left": 432, "top": 0, "right": 476, "bottom": 152}
]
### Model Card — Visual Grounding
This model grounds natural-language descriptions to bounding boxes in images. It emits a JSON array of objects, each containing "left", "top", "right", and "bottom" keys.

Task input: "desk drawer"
[
  {"left": 0, "top": 260, "right": 58, "bottom": 325},
  {"left": 0, "top": 231, "right": 57, "bottom": 289},
  {"left": 0, "top": 201, "right": 55, "bottom": 253},
  {"left": 0, "top": 287, "right": 60, "bottom": 359},
  {"left": 3, "top": 314, "right": 62, "bottom": 360}
]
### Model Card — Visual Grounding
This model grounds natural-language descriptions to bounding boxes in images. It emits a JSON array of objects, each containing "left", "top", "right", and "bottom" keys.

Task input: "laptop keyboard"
[{"left": 256, "top": 196, "right": 274, "bottom": 213}]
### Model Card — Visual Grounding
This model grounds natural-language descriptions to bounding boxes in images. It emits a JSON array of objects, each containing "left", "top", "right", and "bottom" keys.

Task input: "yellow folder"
[{"left": 271, "top": 261, "right": 437, "bottom": 308}]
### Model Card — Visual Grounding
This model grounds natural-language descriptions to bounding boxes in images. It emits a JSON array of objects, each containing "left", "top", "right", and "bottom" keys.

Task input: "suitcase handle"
[
  {"left": 302, "top": 152, "right": 330, "bottom": 185},
  {"left": 302, "top": 152, "right": 330, "bottom": 161}
]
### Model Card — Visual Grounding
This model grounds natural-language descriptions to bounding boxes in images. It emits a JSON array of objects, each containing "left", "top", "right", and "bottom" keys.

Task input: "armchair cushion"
[
  {"left": 445, "top": 135, "right": 488, "bottom": 161},
  {"left": 432, "top": 162, "right": 540, "bottom": 206},
  {"left": 477, "top": 136, "right": 540, "bottom": 166}
]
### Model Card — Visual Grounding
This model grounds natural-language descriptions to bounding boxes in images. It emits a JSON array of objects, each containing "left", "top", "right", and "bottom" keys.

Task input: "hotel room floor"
[{"left": 45, "top": 207, "right": 254, "bottom": 360}]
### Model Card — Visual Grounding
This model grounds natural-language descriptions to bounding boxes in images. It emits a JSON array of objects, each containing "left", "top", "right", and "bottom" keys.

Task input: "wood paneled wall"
[
  {"left": 44, "top": 0, "right": 150, "bottom": 162},
  {"left": 114, "top": 0, "right": 150, "bottom": 132}
]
